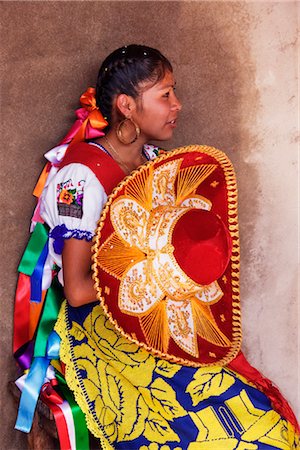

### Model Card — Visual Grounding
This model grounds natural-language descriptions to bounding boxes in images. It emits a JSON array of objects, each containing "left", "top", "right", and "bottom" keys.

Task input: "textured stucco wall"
[{"left": 1, "top": 1, "right": 298, "bottom": 448}]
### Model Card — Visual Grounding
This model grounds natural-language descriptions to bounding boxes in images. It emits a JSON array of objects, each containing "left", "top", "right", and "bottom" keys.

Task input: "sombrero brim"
[{"left": 92, "top": 145, "right": 241, "bottom": 367}]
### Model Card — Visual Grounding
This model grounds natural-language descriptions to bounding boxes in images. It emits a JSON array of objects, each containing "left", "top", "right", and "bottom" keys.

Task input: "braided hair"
[{"left": 96, "top": 45, "right": 173, "bottom": 126}]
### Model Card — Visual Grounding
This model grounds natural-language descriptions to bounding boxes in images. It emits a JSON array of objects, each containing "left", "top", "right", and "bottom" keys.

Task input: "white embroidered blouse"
[{"left": 40, "top": 142, "right": 159, "bottom": 287}]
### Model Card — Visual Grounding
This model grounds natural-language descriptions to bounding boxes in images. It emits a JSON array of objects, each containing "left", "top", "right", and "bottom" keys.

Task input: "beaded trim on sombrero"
[{"left": 92, "top": 145, "right": 241, "bottom": 367}]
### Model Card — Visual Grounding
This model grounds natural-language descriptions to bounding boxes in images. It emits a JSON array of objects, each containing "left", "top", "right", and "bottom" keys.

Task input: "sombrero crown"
[{"left": 92, "top": 145, "right": 241, "bottom": 366}]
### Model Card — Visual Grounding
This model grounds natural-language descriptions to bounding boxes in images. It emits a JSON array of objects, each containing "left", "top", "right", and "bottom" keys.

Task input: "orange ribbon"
[
  {"left": 32, "top": 162, "right": 51, "bottom": 198},
  {"left": 70, "top": 87, "right": 108, "bottom": 145},
  {"left": 33, "top": 88, "right": 108, "bottom": 199}
]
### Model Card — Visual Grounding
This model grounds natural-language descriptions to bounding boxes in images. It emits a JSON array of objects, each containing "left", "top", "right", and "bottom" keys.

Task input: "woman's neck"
[{"left": 95, "top": 130, "right": 147, "bottom": 174}]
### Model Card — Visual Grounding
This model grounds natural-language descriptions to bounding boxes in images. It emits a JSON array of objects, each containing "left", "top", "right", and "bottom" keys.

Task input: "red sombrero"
[{"left": 92, "top": 145, "right": 241, "bottom": 367}]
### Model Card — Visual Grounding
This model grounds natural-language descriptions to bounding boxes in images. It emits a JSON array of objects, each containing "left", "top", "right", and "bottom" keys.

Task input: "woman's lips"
[{"left": 167, "top": 118, "right": 177, "bottom": 128}]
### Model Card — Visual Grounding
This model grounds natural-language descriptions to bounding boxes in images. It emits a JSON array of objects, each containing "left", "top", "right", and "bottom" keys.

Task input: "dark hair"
[{"left": 96, "top": 44, "right": 173, "bottom": 125}]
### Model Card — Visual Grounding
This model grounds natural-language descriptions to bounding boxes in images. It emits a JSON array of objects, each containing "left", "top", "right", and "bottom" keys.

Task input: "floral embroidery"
[
  {"left": 143, "top": 144, "right": 164, "bottom": 159},
  {"left": 57, "top": 179, "right": 85, "bottom": 218},
  {"left": 59, "top": 189, "right": 73, "bottom": 205},
  {"left": 56, "top": 303, "right": 300, "bottom": 449},
  {"left": 50, "top": 224, "right": 93, "bottom": 254}
]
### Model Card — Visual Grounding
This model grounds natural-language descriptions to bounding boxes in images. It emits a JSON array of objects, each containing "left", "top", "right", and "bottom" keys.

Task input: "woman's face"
[{"left": 132, "top": 70, "right": 182, "bottom": 143}]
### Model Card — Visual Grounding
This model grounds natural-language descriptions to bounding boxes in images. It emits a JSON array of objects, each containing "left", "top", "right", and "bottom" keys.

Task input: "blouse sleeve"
[{"left": 40, "top": 162, "right": 107, "bottom": 263}]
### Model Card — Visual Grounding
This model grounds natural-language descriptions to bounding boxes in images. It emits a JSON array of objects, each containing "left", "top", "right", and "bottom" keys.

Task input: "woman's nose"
[{"left": 172, "top": 93, "right": 182, "bottom": 111}]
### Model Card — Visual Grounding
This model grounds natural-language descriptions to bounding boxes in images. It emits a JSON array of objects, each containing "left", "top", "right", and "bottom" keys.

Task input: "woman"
[
  {"left": 49, "top": 45, "right": 181, "bottom": 309},
  {"left": 14, "top": 45, "right": 298, "bottom": 449}
]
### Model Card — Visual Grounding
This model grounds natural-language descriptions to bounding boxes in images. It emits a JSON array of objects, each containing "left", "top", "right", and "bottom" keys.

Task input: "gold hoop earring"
[{"left": 116, "top": 118, "right": 140, "bottom": 145}]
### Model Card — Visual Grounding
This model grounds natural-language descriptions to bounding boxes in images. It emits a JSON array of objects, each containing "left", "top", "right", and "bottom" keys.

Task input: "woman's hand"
[{"left": 62, "top": 238, "right": 97, "bottom": 307}]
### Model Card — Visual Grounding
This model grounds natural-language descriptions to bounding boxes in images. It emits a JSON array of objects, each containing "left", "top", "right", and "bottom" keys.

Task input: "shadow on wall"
[{"left": 2, "top": 2, "right": 260, "bottom": 448}]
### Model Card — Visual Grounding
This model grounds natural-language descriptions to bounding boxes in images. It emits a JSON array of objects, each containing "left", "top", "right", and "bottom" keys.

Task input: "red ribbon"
[
  {"left": 13, "top": 273, "right": 31, "bottom": 353},
  {"left": 41, "top": 382, "right": 72, "bottom": 450}
]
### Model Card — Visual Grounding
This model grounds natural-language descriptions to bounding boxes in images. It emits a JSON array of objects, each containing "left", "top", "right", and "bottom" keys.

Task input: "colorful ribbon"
[
  {"left": 15, "top": 272, "right": 64, "bottom": 433},
  {"left": 13, "top": 223, "right": 50, "bottom": 354},
  {"left": 18, "top": 222, "right": 49, "bottom": 275},
  {"left": 30, "top": 240, "right": 49, "bottom": 303},
  {"left": 14, "top": 340, "right": 34, "bottom": 371},
  {"left": 56, "top": 372, "right": 90, "bottom": 450},
  {"left": 41, "top": 377, "right": 76, "bottom": 450},
  {"left": 13, "top": 273, "right": 31, "bottom": 354},
  {"left": 42, "top": 390, "right": 73, "bottom": 450},
  {"left": 60, "top": 87, "right": 108, "bottom": 146},
  {"left": 34, "top": 276, "right": 64, "bottom": 357},
  {"left": 15, "top": 331, "right": 61, "bottom": 433},
  {"left": 32, "top": 162, "right": 52, "bottom": 199},
  {"left": 32, "top": 87, "right": 108, "bottom": 199}
]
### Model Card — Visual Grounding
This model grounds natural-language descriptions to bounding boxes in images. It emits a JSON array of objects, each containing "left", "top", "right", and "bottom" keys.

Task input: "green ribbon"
[
  {"left": 18, "top": 222, "right": 49, "bottom": 275},
  {"left": 34, "top": 277, "right": 64, "bottom": 357},
  {"left": 56, "top": 371, "right": 90, "bottom": 450}
]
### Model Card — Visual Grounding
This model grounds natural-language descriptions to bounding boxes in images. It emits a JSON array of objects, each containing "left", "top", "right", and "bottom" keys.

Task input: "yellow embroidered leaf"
[
  {"left": 285, "top": 420, "right": 300, "bottom": 448},
  {"left": 72, "top": 340, "right": 94, "bottom": 358},
  {"left": 140, "top": 378, "right": 186, "bottom": 421},
  {"left": 73, "top": 352, "right": 97, "bottom": 378},
  {"left": 82, "top": 378, "right": 101, "bottom": 403},
  {"left": 186, "top": 367, "right": 235, "bottom": 406},
  {"left": 104, "top": 351, "right": 155, "bottom": 388},
  {"left": 241, "top": 410, "right": 281, "bottom": 442},
  {"left": 114, "top": 340, "right": 143, "bottom": 353},
  {"left": 121, "top": 357, "right": 156, "bottom": 388},
  {"left": 115, "top": 340, "right": 151, "bottom": 364},
  {"left": 188, "top": 439, "right": 239, "bottom": 449},
  {"left": 98, "top": 336, "right": 147, "bottom": 367},
  {"left": 155, "top": 360, "right": 181, "bottom": 378},
  {"left": 121, "top": 395, "right": 149, "bottom": 442},
  {"left": 100, "top": 369, "right": 144, "bottom": 441},
  {"left": 236, "top": 443, "right": 259, "bottom": 450},
  {"left": 69, "top": 324, "right": 86, "bottom": 342},
  {"left": 144, "top": 409, "right": 180, "bottom": 444},
  {"left": 95, "top": 397, "right": 118, "bottom": 442},
  {"left": 113, "top": 337, "right": 151, "bottom": 364},
  {"left": 88, "top": 305, "right": 119, "bottom": 346}
]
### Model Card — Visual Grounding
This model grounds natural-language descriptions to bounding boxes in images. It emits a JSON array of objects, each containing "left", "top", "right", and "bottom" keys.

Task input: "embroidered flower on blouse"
[
  {"left": 56, "top": 179, "right": 86, "bottom": 218},
  {"left": 59, "top": 189, "right": 74, "bottom": 205}
]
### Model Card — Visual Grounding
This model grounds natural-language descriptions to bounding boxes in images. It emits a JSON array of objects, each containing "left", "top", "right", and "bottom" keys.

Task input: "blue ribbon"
[
  {"left": 15, "top": 331, "right": 61, "bottom": 433},
  {"left": 30, "top": 240, "right": 49, "bottom": 303},
  {"left": 46, "top": 330, "right": 61, "bottom": 359}
]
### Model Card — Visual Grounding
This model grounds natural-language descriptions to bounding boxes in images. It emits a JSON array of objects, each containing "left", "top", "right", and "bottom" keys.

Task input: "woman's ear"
[{"left": 115, "top": 94, "right": 137, "bottom": 118}]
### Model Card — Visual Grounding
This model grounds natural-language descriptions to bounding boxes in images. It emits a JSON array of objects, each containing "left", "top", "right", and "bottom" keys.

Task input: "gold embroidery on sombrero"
[
  {"left": 191, "top": 298, "right": 231, "bottom": 347},
  {"left": 96, "top": 232, "right": 145, "bottom": 280},
  {"left": 180, "top": 194, "right": 211, "bottom": 210},
  {"left": 92, "top": 144, "right": 243, "bottom": 367},
  {"left": 124, "top": 165, "right": 153, "bottom": 211},
  {"left": 152, "top": 159, "right": 181, "bottom": 207},
  {"left": 139, "top": 300, "right": 170, "bottom": 353},
  {"left": 175, "top": 164, "right": 216, "bottom": 205},
  {"left": 96, "top": 156, "right": 225, "bottom": 357}
]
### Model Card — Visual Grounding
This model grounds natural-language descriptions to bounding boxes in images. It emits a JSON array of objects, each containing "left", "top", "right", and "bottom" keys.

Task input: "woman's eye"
[{"left": 163, "top": 91, "right": 170, "bottom": 98}]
